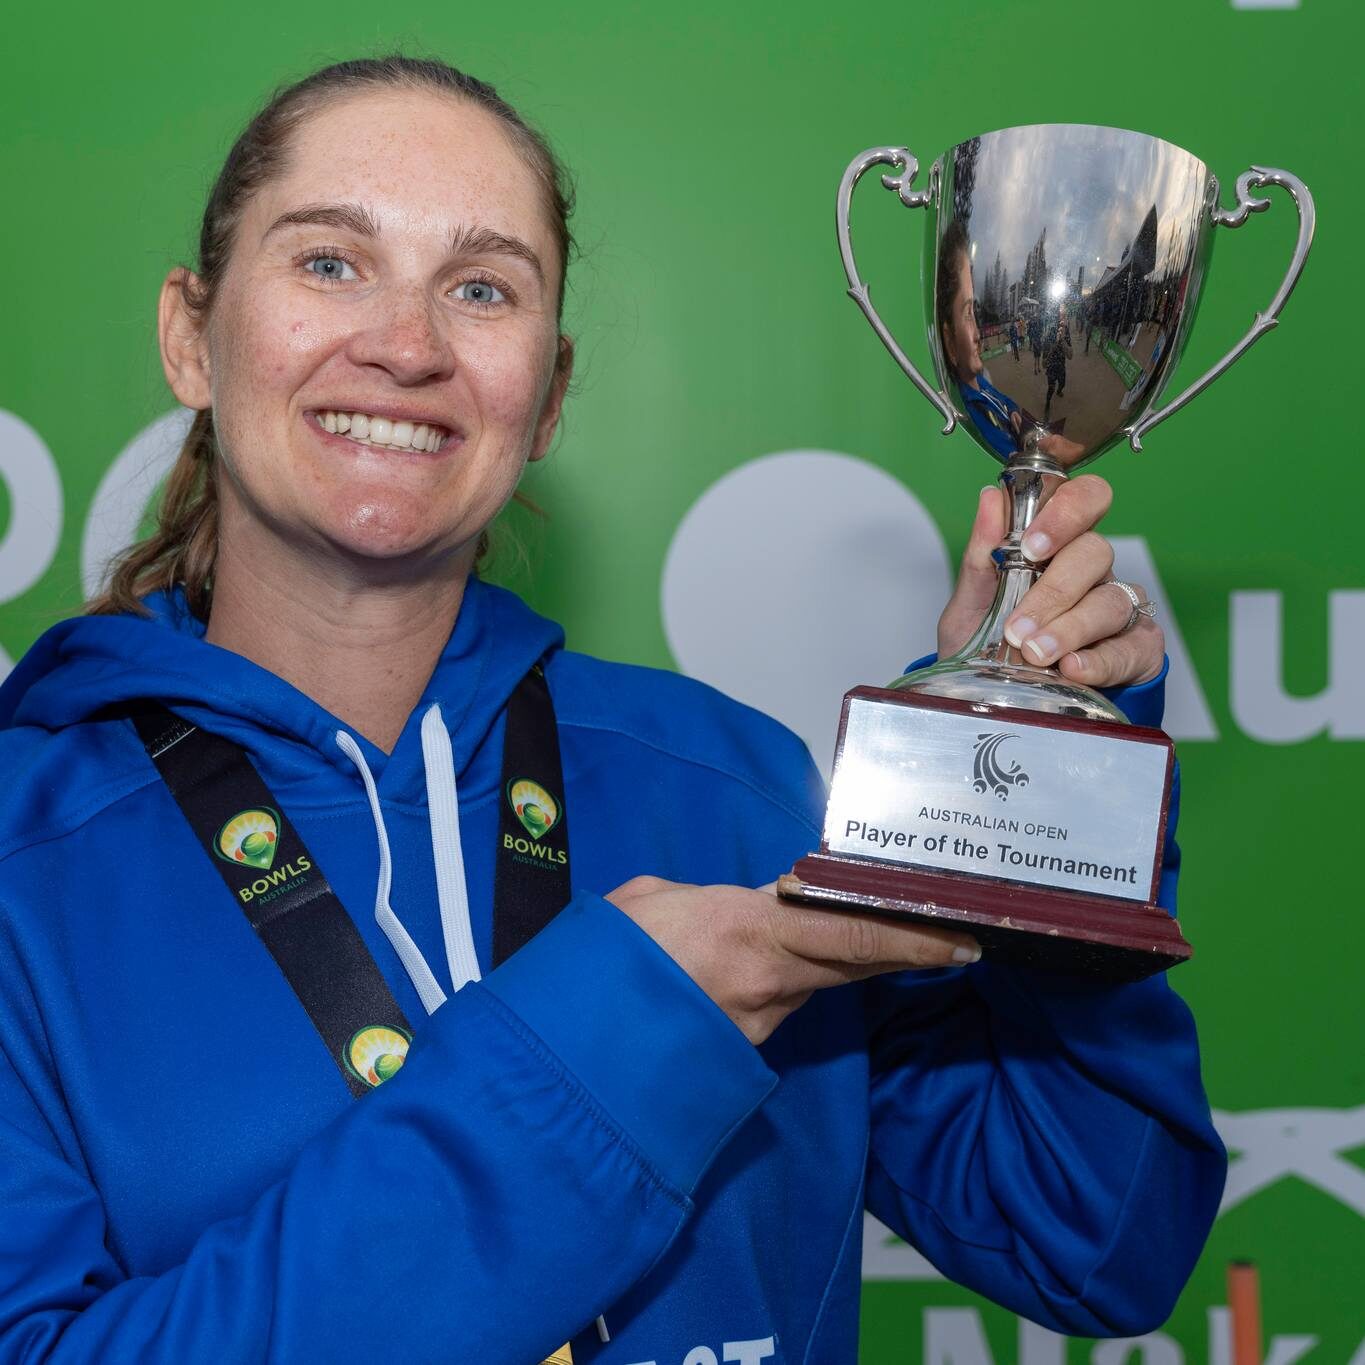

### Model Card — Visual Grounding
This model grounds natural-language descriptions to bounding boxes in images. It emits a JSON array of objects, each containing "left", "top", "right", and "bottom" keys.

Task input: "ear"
[
  {"left": 529, "top": 334, "right": 575, "bottom": 462},
  {"left": 158, "top": 268, "right": 213, "bottom": 410}
]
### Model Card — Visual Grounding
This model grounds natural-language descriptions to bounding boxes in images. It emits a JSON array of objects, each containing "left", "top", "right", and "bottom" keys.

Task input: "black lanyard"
[{"left": 129, "top": 664, "right": 571, "bottom": 1096}]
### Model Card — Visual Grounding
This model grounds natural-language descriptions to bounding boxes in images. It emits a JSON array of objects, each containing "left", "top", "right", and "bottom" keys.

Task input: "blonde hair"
[{"left": 87, "top": 55, "right": 574, "bottom": 618}]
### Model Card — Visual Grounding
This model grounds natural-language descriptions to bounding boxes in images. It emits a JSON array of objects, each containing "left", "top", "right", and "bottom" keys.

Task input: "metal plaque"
[{"left": 824, "top": 698, "right": 1168, "bottom": 902}]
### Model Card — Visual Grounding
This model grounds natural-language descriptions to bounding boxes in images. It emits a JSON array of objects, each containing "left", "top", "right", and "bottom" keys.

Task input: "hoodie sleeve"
[
  {"left": 0, "top": 894, "right": 774, "bottom": 1364},
  {"left": 862, "top": 660, "right": 1226, "bottom": 1336}
]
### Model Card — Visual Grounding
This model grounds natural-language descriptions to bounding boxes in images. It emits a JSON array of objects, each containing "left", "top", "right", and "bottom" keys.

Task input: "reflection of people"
[
  {"left": 0, "top": 62, "right": 1222, "bottom": 1361},
  {"left": 1009, "top": 316, "right": 1021, "bottom": 362},
  {"left": 1044, "top": 310, "right": 1072, "bottom": 416},
  {"left": 936, "top": 222, "right": 1084, "bottom": 464},
  {"left": 1028, "top": 308, "right": 1043, "bottom": 373}
]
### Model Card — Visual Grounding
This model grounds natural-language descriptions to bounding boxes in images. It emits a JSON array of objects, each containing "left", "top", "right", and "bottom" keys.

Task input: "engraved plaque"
[{"left": 824, "top": 696, "right": 1169, "bottom": 903}]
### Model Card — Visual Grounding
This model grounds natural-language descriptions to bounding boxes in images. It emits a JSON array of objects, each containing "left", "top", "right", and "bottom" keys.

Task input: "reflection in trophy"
[{"left": 778, "top": 126, "right": 1313, "bottom": 978}]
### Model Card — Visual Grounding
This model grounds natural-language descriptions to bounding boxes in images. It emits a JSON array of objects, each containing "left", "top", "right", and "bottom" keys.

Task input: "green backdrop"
[{"left": 4, "top": 2, "right": 1361, "bottom": 1360}]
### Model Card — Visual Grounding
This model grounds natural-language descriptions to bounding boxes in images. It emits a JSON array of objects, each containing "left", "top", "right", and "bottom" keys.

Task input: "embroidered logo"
[
  {"left": 507, "top": 778, "right": 561, "bottom": 840},
  {"left": 972, "top": 733, "right": 1030, "bottom": 801},
  {"left": 344, "top": 1025, "right": 411, "bottom": 1088},
  {"left": 214, "top": 807, "right": 281, "bottom": 869}
]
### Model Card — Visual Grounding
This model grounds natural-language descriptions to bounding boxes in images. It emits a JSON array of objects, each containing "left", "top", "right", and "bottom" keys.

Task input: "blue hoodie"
[{"left": 0, "top": 579, "right": 1224, "bottom": 1363}]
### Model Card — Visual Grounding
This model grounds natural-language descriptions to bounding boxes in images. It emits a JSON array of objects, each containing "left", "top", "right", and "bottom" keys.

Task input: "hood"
[{"left": 0, "top": 577, "right": 563, "bottom": 806}]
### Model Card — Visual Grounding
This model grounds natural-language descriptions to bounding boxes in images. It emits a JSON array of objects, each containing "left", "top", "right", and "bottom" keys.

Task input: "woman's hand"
[
  {"left": 605, "top": 877, "right": 979, "bottom": 1046},
  {"left": 937, "top": 475, "right": 1163, "bottom": 687}
]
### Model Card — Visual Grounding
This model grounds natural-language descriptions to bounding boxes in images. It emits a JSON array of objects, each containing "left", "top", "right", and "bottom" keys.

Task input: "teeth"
[{"left": 314, "top": 410, "right": 448, "bottom": 452}]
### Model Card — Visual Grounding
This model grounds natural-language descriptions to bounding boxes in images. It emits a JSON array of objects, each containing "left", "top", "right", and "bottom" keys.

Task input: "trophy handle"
[
  {"left": 1126, "top": 166, "right": 1315, "bottom": 452},
  {"left": 837, "top": 147, "right": 957, "bottom": 435}
]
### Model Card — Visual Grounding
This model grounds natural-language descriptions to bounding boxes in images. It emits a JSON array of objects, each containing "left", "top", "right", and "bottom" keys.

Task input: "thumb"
[{"left": 938, "top": 486, "right": 1005, "bottom": 658}]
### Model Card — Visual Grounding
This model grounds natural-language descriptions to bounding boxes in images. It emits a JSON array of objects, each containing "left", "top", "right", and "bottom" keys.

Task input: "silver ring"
[{"left": 1104, "top": 578, "right": 1156, "bottom": 634}]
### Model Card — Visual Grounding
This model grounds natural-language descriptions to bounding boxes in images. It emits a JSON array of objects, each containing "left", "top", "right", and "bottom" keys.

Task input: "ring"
[{"left": 1104, "top": 578, "right": 1157, "bottom": 634}]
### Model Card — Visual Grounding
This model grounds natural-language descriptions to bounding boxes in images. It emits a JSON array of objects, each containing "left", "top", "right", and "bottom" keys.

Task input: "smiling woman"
[
  {"left": 0, "top": 52, "right": 1224, "bottom": 1365},
  {"left": 87, "top": 57, "right": 574, "bottom": 632}
]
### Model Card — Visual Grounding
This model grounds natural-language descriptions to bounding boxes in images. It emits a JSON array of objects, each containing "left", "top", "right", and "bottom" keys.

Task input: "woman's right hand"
[{"left": 605, "top": 877, "right": 980, "bottom": 1045}]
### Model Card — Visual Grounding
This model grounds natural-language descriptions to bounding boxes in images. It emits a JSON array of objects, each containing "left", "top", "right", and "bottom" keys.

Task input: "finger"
[
  {"left": 1011, "top": 576, "right": 1138, "bottom": 668},
  {"left": 1019, "top": 473, "right": 1112, "bottom": 564},
  {"left": 1004, "top": 533, "right": 1116, "bottom": 659},
  {"left": 938, "top": 486, "right": 1006, "bottom": 657},
  {"left": 770, "top": 903, "right": 981, "bottom": 974},
  {"left": 1059, "top": 618, "right": 1164, "bottom": 687},
  {"left": 605, "top": 874, "right": 686, "bottom": 907}
]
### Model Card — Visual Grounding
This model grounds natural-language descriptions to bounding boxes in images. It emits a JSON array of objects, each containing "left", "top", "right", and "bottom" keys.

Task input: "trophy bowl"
[
  {"left": 776, "top": 125, "right": 1313, "bottom": 978},
  {"left": 837, "top": 123, "right": 1313, "bottom": 720}
]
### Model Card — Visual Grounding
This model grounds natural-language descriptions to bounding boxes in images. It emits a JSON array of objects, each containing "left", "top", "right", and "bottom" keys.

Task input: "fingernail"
[
  {"left": 1065, "top": 650, "right": 1088, "bottom": 673},
  {"left": 1022, "top": 530, "right": 1052, "bottom": 561},
  {"left": 980, "top": 485, "right": 996, "bottom": 500},
  {"left": 953, "top": 941, "right": 982, "bottom": 965},
  {"left": 1023, "top": 632, "right": 1058, "bottom": 664},
  {"left": 1004, "top": 616, "right": 1036, "bottom": 649}
]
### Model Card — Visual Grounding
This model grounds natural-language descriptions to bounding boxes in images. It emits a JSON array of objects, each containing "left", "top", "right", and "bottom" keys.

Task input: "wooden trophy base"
[{"left": 778, "top": 853, "right": 1190, "bottom": 981}]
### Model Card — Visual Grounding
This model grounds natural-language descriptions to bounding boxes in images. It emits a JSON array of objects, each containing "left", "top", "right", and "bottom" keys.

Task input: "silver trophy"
[{"left": 778, "top": 126, "right": 1313, "bottom": 977}]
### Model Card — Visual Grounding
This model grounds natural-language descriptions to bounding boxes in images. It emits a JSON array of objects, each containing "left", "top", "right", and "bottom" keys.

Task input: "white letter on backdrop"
[
  {"left": 1231, "top": 590, "right": 1365, "bottom": 741},
  {"left": 81, "top": 408, "right": 194, "bottom": 598},
  {"left": 0, "top": 410, "right": 64, "bottom": 682},
  {"left": 924, "top": 1308, "right": 996, "bottom": 1365}
]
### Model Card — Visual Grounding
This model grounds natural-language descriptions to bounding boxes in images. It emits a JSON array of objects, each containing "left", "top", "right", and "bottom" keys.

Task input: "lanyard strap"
[
  {"left": 130, "top": 704, "right": 413, "bottom": 1098},
  {"left": 129, "top": 664, "right": 570, "bottom": 1094},
  {"left": 493, "top": 665, "right": 572, "bottom": 966}
]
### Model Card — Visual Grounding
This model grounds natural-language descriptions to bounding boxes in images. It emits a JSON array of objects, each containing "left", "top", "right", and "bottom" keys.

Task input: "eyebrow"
[{"left": 263, "top": 201, "right": 545, "bottom": 283}]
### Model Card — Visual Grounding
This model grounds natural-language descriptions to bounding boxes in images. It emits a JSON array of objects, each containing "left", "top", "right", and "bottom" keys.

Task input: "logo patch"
[
  {"left": 507, "top": 778, "right": 561, "bottom": 839},
  {"left": 972, "top": 733, "right": 1029, "bottom": 801},
  {"left": 344, "top": 1025, "right": 411, "bottom": 1088},
  {"left": 215, "top": 807, "right": 281, "bottom": 869}
]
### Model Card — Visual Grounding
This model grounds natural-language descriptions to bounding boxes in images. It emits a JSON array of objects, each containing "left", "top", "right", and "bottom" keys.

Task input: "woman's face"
[
  {"left": 168, "top": 89, "right": 568, "bottom": 571},
  {"left": 941, "top": 252, "right": 982, "bottom": 385}
]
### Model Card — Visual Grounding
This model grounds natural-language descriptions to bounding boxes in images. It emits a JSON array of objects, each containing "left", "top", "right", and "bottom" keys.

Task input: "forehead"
[
  {"left": 954, "top": 252, "right": 974, "bottom": 298},
  {"left": 250, "top": 88, "right": 553, "bottom": 250}
]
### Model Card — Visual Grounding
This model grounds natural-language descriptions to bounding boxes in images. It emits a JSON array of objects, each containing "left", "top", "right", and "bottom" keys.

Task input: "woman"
[{"left": 0, "top": 57, "right": 1222, "bottom": 1363}]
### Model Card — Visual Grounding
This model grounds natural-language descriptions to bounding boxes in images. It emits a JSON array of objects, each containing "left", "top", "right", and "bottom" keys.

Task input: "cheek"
[
  {"left": 464, "top": 332, "right": 557, "bottom": 438},
  {"left": 213, "top": 286, "right": 335, "bottom": 412}
]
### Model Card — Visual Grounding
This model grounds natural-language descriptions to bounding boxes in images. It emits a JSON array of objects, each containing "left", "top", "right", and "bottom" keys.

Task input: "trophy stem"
[
  {"left": 966, "top": 458, "right": 1064, "bottom": 664},
  {"left": 889, "top": 458, "right": 1127, "bottom": 721}
]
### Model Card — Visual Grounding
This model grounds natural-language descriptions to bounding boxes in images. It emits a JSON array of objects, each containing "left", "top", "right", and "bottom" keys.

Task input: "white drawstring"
[
  {"left": 335, "top": 730, "right": 448, "bottom": 1016},
  {"left": 421, "top": 705, "right": 482, "bottom": 993}
]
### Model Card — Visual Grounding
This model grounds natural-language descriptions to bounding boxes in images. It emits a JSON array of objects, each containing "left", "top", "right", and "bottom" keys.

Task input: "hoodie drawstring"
[
  {"left": 335, "top": 705, "right": 482, "bottom": 1012},
  {"left": 335, "top": 727, "right": 449, "bottom": 1016},
  {"left": 420, "top": 705, "right": 483, "bottom": 994}
]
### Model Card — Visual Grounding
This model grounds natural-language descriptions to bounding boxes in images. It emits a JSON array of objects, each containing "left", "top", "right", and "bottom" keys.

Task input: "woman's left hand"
[{"left": 936, "top": 474, "right": 1164, "bottom": 687}]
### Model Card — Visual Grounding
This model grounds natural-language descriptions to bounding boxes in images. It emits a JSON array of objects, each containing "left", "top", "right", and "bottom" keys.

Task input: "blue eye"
[
  {"left": 306, "top": 255, "right": 357, "bottom": 282},
  {"left": 455, "top": 280, "right": 505, "bottom": 305}
]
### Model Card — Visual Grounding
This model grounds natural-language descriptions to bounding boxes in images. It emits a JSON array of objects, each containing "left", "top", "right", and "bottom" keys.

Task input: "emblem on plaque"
[{"left": 971, "top": 733, "right": 1028, "bottom": 800}]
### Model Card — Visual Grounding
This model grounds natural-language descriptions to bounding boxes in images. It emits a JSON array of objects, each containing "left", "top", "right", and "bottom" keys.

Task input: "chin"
[{"left": 322, "top": 495, "right": 469, "bottom": 565}]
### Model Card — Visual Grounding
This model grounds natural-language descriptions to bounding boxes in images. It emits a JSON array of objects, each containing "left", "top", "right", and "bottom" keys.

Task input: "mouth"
[{"left": 306, "top": 408, "right": 458, "bottom": 455}]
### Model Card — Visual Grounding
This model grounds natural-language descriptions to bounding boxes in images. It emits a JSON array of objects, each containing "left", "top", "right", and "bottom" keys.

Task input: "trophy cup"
[{"left": 777, "top": 125, "right": 1313, "bottom": 979}]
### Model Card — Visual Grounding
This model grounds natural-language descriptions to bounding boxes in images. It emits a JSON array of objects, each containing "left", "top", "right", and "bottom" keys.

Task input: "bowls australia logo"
[
  {"left": 214, "top": 808, "right": 281, "bottom": 869},
  {"left": 507, "top": 778, "right": 561, "bottom": 839},
  {"left": 344, "top": 1025, "right": 411, "bottom": 1088},
  {"left": 972, "top": 733, "right": 1029, "bottom": 801}
]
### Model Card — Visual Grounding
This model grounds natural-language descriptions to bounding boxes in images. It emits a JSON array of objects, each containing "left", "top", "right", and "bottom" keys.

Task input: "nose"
[{"left": 346, "top": 287, "right": 455, "bottom": 385}]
